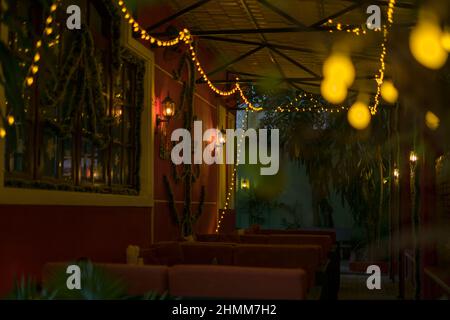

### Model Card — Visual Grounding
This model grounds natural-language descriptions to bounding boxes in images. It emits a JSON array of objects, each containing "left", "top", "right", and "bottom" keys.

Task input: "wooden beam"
[
  {"left": 270, "top": 47, "right": 320, "bottom": 78},
  {"left": 199, "top": 45, "right": 266, "bottom": 80},
  {"left": 146, "top": 0, "right": 212, "bottom": 32}
]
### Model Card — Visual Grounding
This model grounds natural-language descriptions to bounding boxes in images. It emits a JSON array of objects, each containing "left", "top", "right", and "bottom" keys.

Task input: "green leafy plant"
[
  {"left": 6, "top": 261, "right": 175, "bottom": 300},
  {"left": 7, "top": 276, "right": 56, "bottom": 300},
  {"left": 45, "top": 261, "right": 127, "bottom": 300},
  {"left": 256, "top": 88, "right": 392, "bottom": 259}
]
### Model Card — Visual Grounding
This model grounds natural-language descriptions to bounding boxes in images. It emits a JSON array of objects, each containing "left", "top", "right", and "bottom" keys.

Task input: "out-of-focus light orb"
[
  {"left": 441, "top": 31, "right": 450, "bottom": 51},
  {"left": 381, "top": 81, "right": 398, "bottom": 104},
  {"left": 425, "top": 111, "right": 440, "bottom": 130},
  {"left": 347, "top": 102, "right": 371, "bottom": 130},
  {"left": 323, "top": 54, "right": 355, "bottom": 87},
  {"left": 0, "top": 128, "right": 6, "bottom": 139},
  {"left": 7, "top": 115, "right": 15, "bottom": 126},
  {"left": 321, "top": 79, "right": 348, "bottom": 104},
  {"left": 410, "top": 21, "right": 448, "bottom": 69}
]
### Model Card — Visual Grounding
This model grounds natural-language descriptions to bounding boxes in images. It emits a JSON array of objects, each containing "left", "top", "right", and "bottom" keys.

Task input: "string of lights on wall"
[
  {"left": 370, "top": 0, "right": 396, "bottom": 115},
  {"left": 116, "top": 0, "right": 263, "bottom": 112},
  {"left": 21, "top": 1, "right": 397, "bottom": 116},
  {"left": 216, "top": 110, "right": 249, "bottom": 233}
]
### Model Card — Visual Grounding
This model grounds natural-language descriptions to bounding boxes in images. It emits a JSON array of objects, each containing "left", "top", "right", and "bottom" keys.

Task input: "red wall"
[
  {"left": 0, "top": 206, "right": 151, "bottom": 296},
  {"left": 142, "top": 4, "right": 234, "bottom": 241},
  {"left": 0, "top": 3, "right": 234, "bottom": 296}
]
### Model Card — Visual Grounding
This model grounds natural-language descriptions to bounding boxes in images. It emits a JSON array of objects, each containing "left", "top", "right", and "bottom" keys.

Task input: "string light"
[
  {"left": 324, "top": 19, "right": 373, "bottom": 36},
  {"left": 370, "top": 0, "right": 396, "bottom": 115},
  {"left": 117, "top": 0, "right": 262, "bottom": 112},
  {"left": 380, "top": 80, "right": 398, "bottom": 104},
  {"left": 25, "top": 0, "right": 61, "bottom": 88},
  {"left": 347, "top": 101, "right": 371, "bottom": 130},
  {"left": 7, "top": 115, "right": 15, "bottom": 126},
  {"left": 116, "top": 1, "right": 185, "bottom": 47},
  {"left": 425, "top": 110, "right": 440, "bottom": 130},
  {"left": 216, "top": 110, "right": 249, "bottom": 233},
  {"left": 275, "top": 92, "right": 347, "bottom": 113}
]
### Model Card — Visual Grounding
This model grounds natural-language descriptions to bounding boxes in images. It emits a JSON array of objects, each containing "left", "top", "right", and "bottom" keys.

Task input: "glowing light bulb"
[
  {"left": 323, "top": 54, "right": 355, "bottom": 87},
  {"left": 347, "top": 101, "right": 371, "bottom": 130},
  {"left": 0, "top": 128, "right": 6, "bottom": 138},
  {"left": 381, "top": 81, "right": 398, "bottom": 104},
  {"left": 425, "top": 111, "right": 440, "bottom": 130},
  {"left": 410, "top": 21, "right": 448, "bottom": 69},
  {"left": 393, "top": 168, "right": 400, "bottom": 178},
  {"left": 321, "top": 79, "right": 347, "bottom": 104},
  {"left": 7, "top": 115, "right": 15, "bottom": 126},
  {"left": 442, "top": 31, "right": 450, "bottom": 51}
]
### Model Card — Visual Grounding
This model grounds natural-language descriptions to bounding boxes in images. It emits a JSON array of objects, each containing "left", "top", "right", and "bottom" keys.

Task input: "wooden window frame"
[{"left": 0, "top": 7, "right": 155, "bottom": 207}]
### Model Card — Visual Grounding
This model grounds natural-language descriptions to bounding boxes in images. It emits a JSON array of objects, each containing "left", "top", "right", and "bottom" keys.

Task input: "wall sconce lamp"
[
  {"left": 409, "top": 151, "right": 418, "bottom": 163},
  {"left": 241, "top": 178, "right": 250, "bottom": 190},
  {"left": 157, "top": 95, "right": 175, "bottom": 128},
  {"left": 393, "top": 168, "right": 400, "bottom": 180}
]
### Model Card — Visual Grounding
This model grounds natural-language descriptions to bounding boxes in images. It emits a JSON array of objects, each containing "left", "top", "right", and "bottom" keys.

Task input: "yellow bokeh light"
[
  {"left": 410, "top": 21, "right": 448, "bottom": 70},
  {"left": 323, "top": 54, "right": 355, "bottom": 87},
  {"left": 347, "top": 102, "right": 371, "bottom": 130},
  {"left": 381, "top": 81, "right": 398, "bottom": 104},
  {"left": 442, "top": 31, "right": 450, "bottom": 51},
  {"left": 0, "top": 128, "right": 6, "bottom": 139},
  {"left": 321, "top": 79, "right": 348, "bottom": 104},
  {"left": 425, "top": 111, "right": 440, "bottom": 130},
  {"left": 7, "top": 116, "right": 15, "bottom": 126}
]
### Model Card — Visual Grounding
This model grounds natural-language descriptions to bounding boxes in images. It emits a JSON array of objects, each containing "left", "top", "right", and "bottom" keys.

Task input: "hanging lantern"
[{"left": 162, "top": 95, "right": 175, "bottom": 118}]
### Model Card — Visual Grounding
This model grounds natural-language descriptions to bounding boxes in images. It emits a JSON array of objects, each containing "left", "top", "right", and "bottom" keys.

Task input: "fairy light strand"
[
  {"left": 25, "top": 0, "right": 61, "bottom": 88},
  {"left": 2, "top": 0, "right": 61, "bottom": 140},
  {"left": 370, "top": 0, "right": 396, "bottom": 115},
  {"left": 216, "top": 110, "right": 249, "bottom": 233},
  {"left": 116, "top": 0, "right": 262, "bottom": 112},
  {"left": 275, "top": 92, "right": 348, "bottom": 113}
]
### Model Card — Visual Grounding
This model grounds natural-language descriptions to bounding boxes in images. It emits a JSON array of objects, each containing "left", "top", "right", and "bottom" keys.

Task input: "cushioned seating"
[
  {"left": 143, "top": 241, "right": 331, "bottom": 298},
  {"left": 43, "top": 262, "right": 169, "bottom": 296},
  {"left": 258, "top": 229, "right": 337, "bottom": 243},
  {"left": 169, "top": 264, "right": 308, "bottom": 300},
  {"left": 180, "top": 242, "right": 234, "bottom": 265},
  {"left": 218, "top": 233, "right": 240, "bottom": 243},
  {"left": 150, "top": 241, "right": 184, "bottom": 266},
  {"left": 232, "top": 244, "right": 322, "bottom": 289},
  {"left": 196, "top": 234, "right": 220, "bottom": 242},
  {"left": 267, "top": 234, "right": 333, "bottom": 260},
  {"left": 239, "top": 234, "right": 268, "bottom": 244}
]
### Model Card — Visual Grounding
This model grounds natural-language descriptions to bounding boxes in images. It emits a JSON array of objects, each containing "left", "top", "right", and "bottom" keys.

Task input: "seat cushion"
[
  {"left": 180, "top": 242, "right": 234, "bottom": 265},
  {"left": 267, "top": 234, "right": 332, "bottom": 259},
  {"left": 239, "top": 234, "right": 268, "bottom": 244},
  {"left": 196, "top": 234, "right": 219, "bottom": 242},
  {"left": 169, "top": 264, "right": 307, "bottom": 300},
  {"left": 233, "top": 244, "right": 322, "bottom": 288},
  {"left": 151, "top": 242, "right": 184, "bottom": 266}
]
